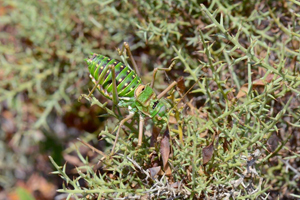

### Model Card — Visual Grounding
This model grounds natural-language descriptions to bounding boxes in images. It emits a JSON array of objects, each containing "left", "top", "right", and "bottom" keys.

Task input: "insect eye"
[
  {"left": 152, "top": 101, "right": 159, "bottom": 109},
  {"left": 134, "top": 85, "right": 145, "bottom": 97}
]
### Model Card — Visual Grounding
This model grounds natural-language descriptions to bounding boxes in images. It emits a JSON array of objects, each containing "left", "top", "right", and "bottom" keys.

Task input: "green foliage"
[
  {"left": 1, "top": 0, "right": 300, "bottom": 199},
  {"left": 53, "top": 0, "right": 300, "bottom": 199},
  {"left": 16, "top": 187, "right": 36, "bottom": 200}
]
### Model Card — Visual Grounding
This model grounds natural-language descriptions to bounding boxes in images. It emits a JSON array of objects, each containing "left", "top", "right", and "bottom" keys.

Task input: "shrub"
[{"left": 1, "top": 0, "right": 299, "bottom": 199}]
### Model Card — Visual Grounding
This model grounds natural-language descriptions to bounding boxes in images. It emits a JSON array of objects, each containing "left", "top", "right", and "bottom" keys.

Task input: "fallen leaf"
[
  {"left": 150, "top": 126, "right": 161, "bottom": 147},
  {"left": 63, "top": 154, "right": 83, "bottom": 166},
  {"left": 267, "top": 134, "right": 281, "bottom": 152},
  {"left": 8, "top": 174, "right": 57, "bottom": 200},
  {"left": 171, "top": 181, "right": 180, "bottom": 188},
  {"left": 176, "top": 76, "right": 185, "bottom": 95},
  {"left": 26, "top": 174, "right": 57, "bottom": 199},
  {"left": 202, "top": 141, "right": 214, "bottom": 165},
  {"left": 168, "top": 115, "right": 177, "bottom": 124},
  {"left": 199, "top": 129, "right": 208, "bottom": 138},
  {"left": 198, "top": 166, "right": 205, "bottom": 176},
  {"left": 164, "top": 163, "right": 172, "bottom": 176},
  {"left": 148, "top": 166, "right": 161, "bottom": 178},
  {"left": 236, "top": 74, "right": 275, "bottom": 99},
  {"left": 223, "top": 139, "right": 230, "bottom": 152},
  {"left": 160, "top": 129, "right": 170, "bottom": 170}
]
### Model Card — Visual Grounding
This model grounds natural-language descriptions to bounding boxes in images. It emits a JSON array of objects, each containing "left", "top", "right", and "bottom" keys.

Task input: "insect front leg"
[
  {"left": 150, "top": 61, "right": 176, "bottom": 88},
  {"left": 118, "top": 42, "right": 140, "bottom": 76},
  {"left": 157, "top": 81, "right": 177, "bottom": 100},
  {"left": 138, "top": 114, "right": 145, "bottom": 147},
  {"left": 111, "top": 112, "right": 135, "bottom": 155}
]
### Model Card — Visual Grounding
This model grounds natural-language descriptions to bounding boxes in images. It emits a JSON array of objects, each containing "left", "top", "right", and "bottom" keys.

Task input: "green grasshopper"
[{"left": 86, "top": 43, "right": 177, "bottom": 154}]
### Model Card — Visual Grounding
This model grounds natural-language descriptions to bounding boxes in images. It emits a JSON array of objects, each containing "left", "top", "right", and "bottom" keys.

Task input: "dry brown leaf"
[
  {"left": 8, "top": 174, "right": 57, "bottom": 200},
  {"left": 148, "top": 166, "right": 161, "bottom": 178},
  {"left": 27, "top": 174, "right": 57, "bottom": 199},
  {"left": 164, "top": 163, "right": 172, "bottom": 176},
  {"left": 223, "top": 139, "right": 230, "bottom": 152},
  {"left": 168, "top": 115, "right": 177, "bottom": 124},
  {"left": 63, "top": 154, "right": 83, "bottom": 166},
  {"left": 236, "top": 74, "right": 275, "bottom": 98},
  {"left": 160, "top": 129, "right": 170, "bottom": 170},
  {"left": 202, "top": 141, "right": 214, "bottom": 165},
  {"left": 171, "top": 181, "right": 180, "bottom": 188},
  {"left": 150, "top": 126, "right": 161, "bottom": 147},
  {"left": 176, "top": 76, "right": 185, "bottom": 95},
  {"left": 198, "top": 166, "right": 205, "bottom": 176},
  {"left": 200, "top": 129, "right": 208, "bottom": 138},
  {"left": 267, "top": 134, "right": 281, "bottom": 152}
]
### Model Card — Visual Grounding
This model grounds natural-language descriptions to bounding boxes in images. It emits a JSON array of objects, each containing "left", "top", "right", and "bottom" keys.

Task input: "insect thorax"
[{"left": 134, "top": 85, "right": 170, "bottom": 123}]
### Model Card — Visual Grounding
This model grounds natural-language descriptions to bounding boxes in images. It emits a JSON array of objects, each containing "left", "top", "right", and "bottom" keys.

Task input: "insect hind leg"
[
  {"left": 110, "top": 65, "right": 119, "bottom": 105},
  {"left": 118, "top": 42, "right": 140, "bottom": 77},
  {"left": 150, "top": 61, "right": 176, "bottom": 88},
  {"left": 88, "top": 66, "right": 110, "bottom": 98}
]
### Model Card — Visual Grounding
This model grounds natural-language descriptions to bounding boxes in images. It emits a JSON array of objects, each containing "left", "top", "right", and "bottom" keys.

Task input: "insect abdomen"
[{"left": 87, "top": 54, "right": 142, "bottom": 99}]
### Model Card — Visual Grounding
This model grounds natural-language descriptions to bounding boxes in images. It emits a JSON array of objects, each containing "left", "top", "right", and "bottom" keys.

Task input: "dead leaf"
[
  {"left": 267, "top": 134, "right": 281, "bottom": 152},
  {"left": 171, "top": 181, "right": 180, "bottom": 188},
  {"left": 176, "top": 76, "right": 185, "bottom": 95},
  {"left": 8, "top": 174, "right": 57, "bottom": 200},
  {"left": 198, "top": 166, "right": 205, "bottom": 176},
  {"left": 223, "top": 139, "right": 230, "bottom": 152},
  {"left": 202, "top": 141, "right": 214, "bottom": 165},
  {"left": 236, "top": 74, "right": 275, "bottom": 99},
  {"left": 164, "top": 164, "right": 172, "bottom": 176},
  {"left": 27, "top": 174, "right": 57, "bottom": 199},
  {"left": 63, "top": 154, "right": 83, "bottom": 166},
  {"left": 199, "top": 129, "right": 208, "bottom": 138},
  {"left": 149, "top": 151, "right": 159, "bottom": 167},
  {"left": 148, "top": 166, "right": 161, "bottom": 178},
  {"left": 150, "top": 126, "right": 161, "bottom": 147},
  {"left": 160, "top": 129, "right": 170, "bottom": 171},
  {"left": 168, "top": 115, "right": 177, "bottom": 124}
]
